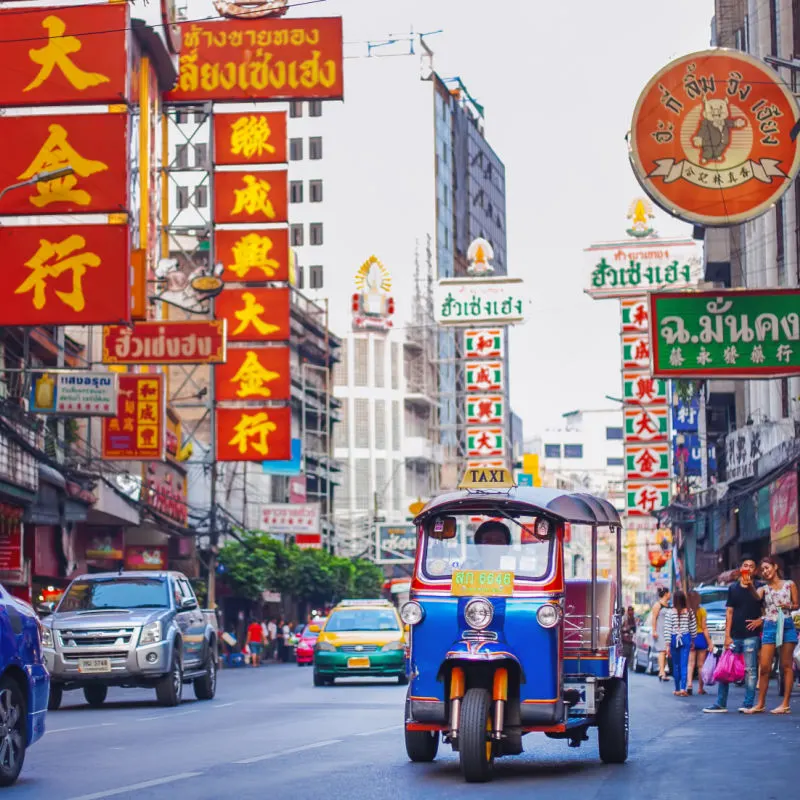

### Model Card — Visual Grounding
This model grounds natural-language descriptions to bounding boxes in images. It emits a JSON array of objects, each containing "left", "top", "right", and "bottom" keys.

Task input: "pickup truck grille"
[
  {"left": 62, "top": 651, "right": 129, "bottom": 663},
  {"left": 58, "top": 628, "right": 136, "bottom": 648}
]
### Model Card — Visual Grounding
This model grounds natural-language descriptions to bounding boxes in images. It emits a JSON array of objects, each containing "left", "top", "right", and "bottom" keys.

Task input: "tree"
[
  {"left": 350, "top": 558, "right": 385, "bottom": 599},
  {"left": 217, "top": 531, "right": 276, "bottom": 601}
]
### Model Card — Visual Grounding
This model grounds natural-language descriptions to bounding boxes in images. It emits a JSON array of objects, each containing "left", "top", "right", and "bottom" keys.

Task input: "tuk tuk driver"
[{"left": 472, "top": 520, "right": 512, "bottom": 570}]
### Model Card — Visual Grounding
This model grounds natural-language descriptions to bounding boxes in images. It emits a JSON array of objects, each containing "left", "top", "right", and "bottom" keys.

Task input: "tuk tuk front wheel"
[
  {"left": 404, "top": 726, "right": 439, "bottom": 762},
  {"left": 597, "top": 678, "right": 629, "bottom": 764},
  {"left": 459, "top": 687, "right": 494, "bottom": 783}
]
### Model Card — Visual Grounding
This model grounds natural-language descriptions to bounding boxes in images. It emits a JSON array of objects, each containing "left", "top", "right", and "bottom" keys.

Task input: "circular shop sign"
[{"left": 629, "top": 49, "right": 800, "bottom": 226}]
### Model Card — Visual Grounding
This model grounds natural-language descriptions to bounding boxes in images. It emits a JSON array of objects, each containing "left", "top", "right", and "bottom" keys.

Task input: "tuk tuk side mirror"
[{"left": 429, "top": 517, "right": 457, "bottom": 540}]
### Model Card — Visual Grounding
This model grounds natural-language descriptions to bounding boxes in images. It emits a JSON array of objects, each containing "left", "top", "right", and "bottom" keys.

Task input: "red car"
[{"left": 295, "top": 620, "right": 325, "bottom": 666}]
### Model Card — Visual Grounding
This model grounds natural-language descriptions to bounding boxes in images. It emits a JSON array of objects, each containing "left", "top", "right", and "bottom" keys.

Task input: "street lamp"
[{"left": 0, "top": 167, "right": 75, "bottom": 202}]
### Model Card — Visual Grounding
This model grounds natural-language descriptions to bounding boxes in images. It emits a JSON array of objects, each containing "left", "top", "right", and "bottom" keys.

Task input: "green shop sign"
[{"left": 650, "top": 289, "right": 800, "bottom": 378}]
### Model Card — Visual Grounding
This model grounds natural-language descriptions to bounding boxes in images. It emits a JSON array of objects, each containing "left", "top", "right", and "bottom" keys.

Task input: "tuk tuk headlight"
[
  {"left": 400, "top": 601, "right": 424, "bottom": 626},
  {"left": 464, "top": 598, "right": 494, "bottom": 630},
  {"left": 537, "top": 604, "right": 560, "bottom": 629}
]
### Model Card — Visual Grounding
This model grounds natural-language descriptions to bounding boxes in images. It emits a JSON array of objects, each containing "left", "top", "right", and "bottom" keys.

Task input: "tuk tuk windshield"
[{"left": 421, "top": 513, "right": 555, "bottom": 583}]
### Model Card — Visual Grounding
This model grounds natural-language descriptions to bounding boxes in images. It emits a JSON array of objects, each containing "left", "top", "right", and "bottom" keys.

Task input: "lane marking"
[
  {"left": 354, "top": 724, "right": 403, "bottom": 737},
  {"left": 213, "top": 701, "right": 240, "bottom": 708},
  {"left": 236, "top": 739, "right": 342, "bottom": 765},
  {"left": 48, "top": 723, "right": 117, "bottom": 734},
  {"left": 136, "top": 709, "right": 198, "bottom": 721},
  {"left": 67, "top": 771, "right": 202, "bottom": 800}
]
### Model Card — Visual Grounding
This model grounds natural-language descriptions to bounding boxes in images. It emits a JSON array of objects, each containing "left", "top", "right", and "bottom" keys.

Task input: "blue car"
[{"left": 0, "top": 584, "right": 49, "bottom": 786}]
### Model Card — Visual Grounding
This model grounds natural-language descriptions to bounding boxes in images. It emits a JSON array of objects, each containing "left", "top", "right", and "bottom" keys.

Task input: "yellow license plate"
[
  {"left": 451, "top": 570, "right": 514, "bottom": 596},
  {"left": 347, "top": 657, "right": 370, "bottom": 668}
]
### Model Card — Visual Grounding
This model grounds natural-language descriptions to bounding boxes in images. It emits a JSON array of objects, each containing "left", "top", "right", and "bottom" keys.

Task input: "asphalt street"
[{"left": 8, "top": 664, "right": 800, "bottom": 799}]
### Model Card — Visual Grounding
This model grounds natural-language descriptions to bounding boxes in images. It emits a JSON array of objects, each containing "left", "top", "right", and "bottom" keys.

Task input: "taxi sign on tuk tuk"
[{"left": 458, "top": 466, "right": 515, "bottom": 490}]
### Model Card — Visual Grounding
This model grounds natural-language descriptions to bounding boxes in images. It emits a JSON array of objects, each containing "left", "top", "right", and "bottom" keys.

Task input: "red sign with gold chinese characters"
[
  {"left": 0, "top": 113, "right": 129, "bottom": 215},
  {"left": 215, "top": 228, "right": 290, "bottom": 283},
  {"left": 165, "top": 17, "right": 343, "bottom": 102},
  {"left": 630, "top": 49, "right": 800, "bottom": 226},
  {"left": 215, "top": 287, "right": 290, "bottom": 342},
  {"left": 216, "top": 406, "right": 291, "bottom": 461},
  {"left": 0, "top": 5, "right": 130, "bottom": 107},
  {"left": 214, "top": 112, "right": 287, "bottom": 165},
  {"left": 0, "top": 224, "right": 130, "bottom": 326},
  {"left": 213, "top": 170, "right": 288, "bottom": 224},
  {"left": 102, "top": 374, "right": 165, "bottom": 460},
  {"left": 102, "top": 320, "right": 227, "bottom": 365},
  {"left": 215, "top": 346, "right": 291, "bottom": 402}
]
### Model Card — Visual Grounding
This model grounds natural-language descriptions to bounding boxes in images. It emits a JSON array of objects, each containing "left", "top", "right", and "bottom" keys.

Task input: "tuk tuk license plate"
[
  {"left": 347, "top": 657, "right": 370, "bottom": 669},
  {"left": 451, "top": 570, "right": 514, "bottom": 597},
  {"left": 78, "top": 658, "right": 112, "bottom": 674}
]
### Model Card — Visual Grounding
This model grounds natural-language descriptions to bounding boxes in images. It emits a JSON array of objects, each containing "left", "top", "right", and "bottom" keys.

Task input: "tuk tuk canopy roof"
[{"left": 415, "top": 487, "right": 621, "bottom": 528}]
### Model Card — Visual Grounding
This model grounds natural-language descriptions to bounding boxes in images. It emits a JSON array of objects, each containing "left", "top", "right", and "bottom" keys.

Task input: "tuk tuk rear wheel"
[
  {"left": 459, "top": 688, "right": 494, "bottom": 783},
  {"left": 598, "top": 678, "right": 629, "bottom": 764},
  {"left": 404, "top": 727, "right": 439, "bottom": 762}
]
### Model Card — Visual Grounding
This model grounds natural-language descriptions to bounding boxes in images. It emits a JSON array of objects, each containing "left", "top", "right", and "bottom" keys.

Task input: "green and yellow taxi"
[{"left": 313, "top": 600, "right": 408, "bottom": 686}]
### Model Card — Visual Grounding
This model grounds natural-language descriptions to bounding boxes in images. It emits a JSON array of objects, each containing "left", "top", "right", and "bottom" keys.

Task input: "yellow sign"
[
  {"left": 458, "top": 466, "right": 514, "bottom": 490},
  {"left": 451, "top": 570, "right": 514, "bottom": 597}
]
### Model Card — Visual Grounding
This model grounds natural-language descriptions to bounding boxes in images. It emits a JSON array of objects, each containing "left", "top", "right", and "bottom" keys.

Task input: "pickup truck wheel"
[
  {"left": 47, "top": 684, "right": 63, "bottom": 711},
  {"left": 156, "top": 654, "right": 183, "bottom": 707},
  {"left": 83, "top": 685, "right": 107, "bottom": 707},
  {"left": 194, "top": 650, "right": 217, "bottom": 700},
  {"left": 0, "top": 676, "right": 26, "bottom": 787}
]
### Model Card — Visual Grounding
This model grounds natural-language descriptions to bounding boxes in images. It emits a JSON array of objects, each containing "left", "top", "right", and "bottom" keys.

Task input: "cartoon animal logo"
[
  {"left": 692, "top": 96, "right": 746, "bottom": 165},
  {"left": 212, "top": 0, "right": 288, "bottom": 18}
]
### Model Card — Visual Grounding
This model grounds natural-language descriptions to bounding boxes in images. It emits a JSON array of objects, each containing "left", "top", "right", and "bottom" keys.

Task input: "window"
[
  {"left": 544, "top": 444, "right": 561, "bottom": 459},
  {"left": 176, "top": 110, "right": 189, "bottom": 124},
  {"left": 309, "top": 136, "right": 323, "bottom": 159},
  {"left": 309, "top": 265, "right": 323, "bottom": 289},
  {"left": 393, "top": 460, "right": 402, "bottom": 511},
  {"left": 391, "top": 343, "right": 399, "bottom": 389},
  {"left": 289, "top": 138, "right": 303, "bottom": 160},
  {"left": 309, "top": 180, "right": 323, "bottom": 202},
  {"left": 354, "top": 339, "right": 368, "bottom": 387},
  {"left": 606, "top": 426, "right": 624, "bottom": 440},
  {"left": 193, "top": 143, "right": 207, "bottom": 167},
  {"left": 392, "top": 401, "right": 400, "bottom": 451},
  {"left": 309, "top": 100, "right": 322, "bottom": 117},
  {"left": 355, "top": 458, "right": 370, "bottom": 505},
  {"left": 337, "top": 465, "right": 350, "bottom": 506},
  {"left": 334, "top": 340, "right": 347, "bottom": 386},
  {"left": 375, "top": 458, "right": 386, "bottom": 501},
  {"left": 176, "top": 185, "right": 189, "bottom": 210},
  {"left": 193, "top": 110, "right": 204, "bottom": 123},
  {"left": 334, "top": 401, "right": 348, "bottom": 447},
  {"left": 193, "top": 185, "right": 208, "bottom": 208},
  {"left": 175, "top": 144, "right": 189, "bottom": 169},
  {"left": 374, "top": 400, "right": 386, "bottom": 449},
  {"left": 289, "top": 101, "right": 303, "bottom": 118},
  {"left": 290, "top": 181, "right": 304, "bottom": 203},
  {"left": 310, "top": 223, "right": 323, "bottom": 245},
  {"left": 607, "top": 457, "right": 624, "bottom": 467},
  {"left": 564, "top": 444, "right": 584, "bottom": 459},
  {"left": 374, "top": 338, "right": 385, "bottom": 388},
  {"left": 354, "top": 399, "right": 369, "bottom": 447},
  {"left": 290, "top": 224, "right": 304, "bottom": 247}
]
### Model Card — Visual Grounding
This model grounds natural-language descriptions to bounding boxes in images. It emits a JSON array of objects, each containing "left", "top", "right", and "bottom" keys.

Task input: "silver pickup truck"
[{"left": 41, "top": 570, "right": 218, "bottom": 709}]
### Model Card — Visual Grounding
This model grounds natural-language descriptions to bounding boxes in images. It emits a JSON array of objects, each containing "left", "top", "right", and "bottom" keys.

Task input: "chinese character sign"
[
  {"left": 464, "top": 329, "right": 503, "bottom": 359},
  {"left": 672, "top": 395, "right": 700, "bottom": 431},
  {"left": 626, "top": 481, "right": 671, "bottom": 516},
  {"left": 216, "top": 228, "right": 290, "bottom": 283},
  {"left": 621, "top": 334, "right": 652, "bottom": 369},
  {"left": 466, "top": 428, "right": 505, "bottom": 458},
  {"left": 624, "top": 407, "right": 669, "bottom": 443},
  {"left": 215, "top": 288, "right": 290, "bottom": 342},
  {"left": 166, "top": 17, "right": 343, "bottom": 102},
  {"left": 215, "top": 346, "right": 291, "bottom": 401},
  {"left": 625, "top": 443, "right": 670, "bottom": 480},
  {"left": 0, "top": 114, "right": 129, "bottom": 215},
  {"left": 650, "top": 289, "right": 800, "bottom": 377},
  {"left": 630, "top": 50, "right": 800, "bottom": 226},
  {"left": 622, "top": 372, "right": 668, "bottom": 405},
  {"left": 102, "top": 321, "right": 227, "bottom": 364},
  {"left": 102, "top": 374, "right": 165, "bottom": 460},
  {"left": 0, "top": 224, "right": 130, "bottom": 326},
  {"left": 466, "top": 396, "right": 504, "bottom": 425},
  {"left": 0, "top": 5, "right": 130, "bottom": 106},
  {"left": 214, "top": 170, "right": 288, "bottom": 224},
  {"left": 214, "top": 112, "right": 287, "bottom": 164},
  {"left": 465, "top": 362, "right": 503, "bottom": 393},
  {"left": 216, "top": 406, "right": 291, "bottom": 461},
  {"left": 620, "top": 297, "right": 650, "bottom": 332}
]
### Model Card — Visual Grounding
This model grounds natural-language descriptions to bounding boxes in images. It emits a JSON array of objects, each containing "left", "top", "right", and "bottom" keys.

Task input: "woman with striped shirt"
[{"left": 665, "top": 590, "right": 697, "bottom": 696}]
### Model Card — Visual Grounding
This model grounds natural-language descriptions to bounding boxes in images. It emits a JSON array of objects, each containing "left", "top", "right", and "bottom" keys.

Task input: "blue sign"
[
  {"left": 671, "top": 396, "right": 700, "bottom": 432},
  {"left": 261, "top": 439, "right": 302, "bottom": 476},
  {"left": 673, "top": 435, "right": 716, "bottom": 477},
  {"left": 517, "top": 473, "right": 533, "bottom": 487}
]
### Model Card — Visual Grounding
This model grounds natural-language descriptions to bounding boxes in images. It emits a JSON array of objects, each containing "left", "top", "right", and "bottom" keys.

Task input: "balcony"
[{"left": 404, "top": 437, "right": 441, "bottom": 464}]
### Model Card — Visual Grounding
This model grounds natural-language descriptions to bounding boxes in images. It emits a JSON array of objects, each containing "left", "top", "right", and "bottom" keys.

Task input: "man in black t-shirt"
[{"left": 704, "top": 556, "right": 763, "bottom": 713}]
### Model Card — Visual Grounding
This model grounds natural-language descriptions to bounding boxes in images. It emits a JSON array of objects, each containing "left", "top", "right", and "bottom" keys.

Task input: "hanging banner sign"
[
  {"left": 29, "top": 371, "right": 118, "bottom": 416},
  {"left": 213, "top": 169, "right": 288, "bottom": 224},
  {"left": 213, "top": 112, "right": 287, "bottom": 165},
  {"left": 624, "top": 406, "right": 669, "bottom": 443},
  {"left": 621, "top": 334, "right": 652, "bottom": 369},
  {"left": 650, "top": 289, "right": 800, "bottom": 377},
  {"left": 466, "top": 428, "right": 505, "bottom": 458},
  {"left": 102, "top": 374, "right": 165, "bottom": 460},
  {"left": 215, "top": 288, "right": 291, "bottom": 342},
  {"left": 216, "top": 227, "right": 290, "bottom": 284},
  {"left": 464, "top": 329, "right": 503, "bottom": 359},
  {"left": 625, "top": 443, "right": 671, "bottom": 480},
  {"left": 465, "top": 395, "right": 504, "bottom": 425},
  {"left": 626, "top": 481, "right": 671, "bottom": 516},
  {"left": 629, "top": 49, "right": 800, "bottom": 226},
  {"left": 216, "top": 406, "right": 292, "bottom": 461},
  {"left": 215, "top": 346, "right": 291, "bottom": 402},
  {"left": 166, "top": 17, "right": 344, "bottom": 102},
  {"left": 622, "top": 371, "right": 668, "bottom": 405},
  {"left": 434, "top": 277, "right": 525, "bottom": 326},
  {"left": 465, "top": 362, "right": 503, "bottom": 393},
  {"left": 620, "top": 297, "right": 650, "bottom": 333},
  {"left": 770, "top": 470, "right": 799, "bottom": 555},
  {"left": 102, "top": 320, "right": 227, "bottom": 364}
]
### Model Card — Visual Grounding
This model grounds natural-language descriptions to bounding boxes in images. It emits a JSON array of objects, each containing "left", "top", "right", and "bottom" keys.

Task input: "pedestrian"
[
  {"left": 245, "top": 617, "right": 264, "bottom": 667},
  {"left": 687, "top": 590, "right": 713, "bottom": 696},
  {"left": 665, "top": 590, "right": 697, "bottom": 696},
  {"left": 704, "top": 556, "right": 763, "bottom": 713},
  {"left": 267, "top": 617, "right": 278, "bottom": 660},
  {"left": 744, "top": 557, "right": 799, "bottom": 715},
  {"left": 276, "top": 618, "right": 286, "bottom": 662},
  {"left": 260, "top": 619, "right": 269, "bottom": 665},
  {"left": 621, "top": 606, "right": 637, "bottom": 663},
  {"left": 281, "top": 619, "right": 291, "bottom": 663},
  {"left": 651, "top": 587, "right": 671, "bottom": 681}
]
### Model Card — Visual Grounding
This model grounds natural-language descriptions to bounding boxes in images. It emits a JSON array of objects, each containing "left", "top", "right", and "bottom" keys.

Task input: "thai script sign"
[
  {"left": 0, "top": 5, "right": 130, "bottom": 107},
  {"left": 215, "top": 288, "right": 290, "bottom": 342},
  {"left": 142, "top": 461, "right": 188, "bottom": 527},
  {"left": 464, "top": 329, "right": 503, "bottom": 359},
  {"left": 770, "top": 470, "right": 799, "bottom": 555},
  {"left": 434, "top": 277, "right": 525, "bottom": 325},
  {"left": 213, "top": 112, "right": 287, "bottom": 164},
  {"left": 624, "top": 406, "right": 669, "bottom": 443},
  {"left": 29, "top": 371, "right": 118, "bottom": 416},
  {"left": 215, "top": 346, "right": 291, "bottom": 401},
  {"left": 625, "top": 443, "right": 670, "bottom": 480},
  {"left": 629, "top": 49, "right": 800, "bottom": 226},
  {"left": 376, "top": 524, "right": 416, "bottom": 565},
  {"left": 0, "top": 113, "right": 129, "bottom": 216},
  {"left": 451, "top": 570, "right": 514, "bottom": 597},
  {"left": 102, "top": 374, "right": 165, "bottom": 460},
  {"left": 102, "top": 321, "right": 227, "bottom": 364},
  {"left": 465, "top": 362, "right": 503, "bottom": 393},
  {"left": 213, "top": 169, "right": 288, "bottom": 224},
  {"left": 466, "top": 428, "right": 505, "bottom": 458},
  {"left": 586, "top": 237, "right": 703, "bottom": 299},
  {"left": 0, "top": 224, "right": 130, "bottom": 326},
  {"left": 216, "top": 228, "right": 290, "bottom": 283},
  {"left": 650, "top": 289, "right": 800, "bottom": 377},
  {"left": 622, "top": 371, "right": 668, "bottom": 406},
  {"left": 260, "top": 503, "right": 320, "bottom": 534},
  {"left": 216, "top": 406, "right": 291, "bottom": 461},
  {"left": 466, "top": 396, "right": 504, "bottom": 425},
  {"left": 166, "top": 17, "right": 343, "bottom": 102},
  {"left": 626, "top": 481, "right": 671, "bottom": 517}
]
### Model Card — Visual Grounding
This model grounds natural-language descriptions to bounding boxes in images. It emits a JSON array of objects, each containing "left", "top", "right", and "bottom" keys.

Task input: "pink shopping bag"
[{"left": 712, "top": 648, "right": 745, "bottom": 684}]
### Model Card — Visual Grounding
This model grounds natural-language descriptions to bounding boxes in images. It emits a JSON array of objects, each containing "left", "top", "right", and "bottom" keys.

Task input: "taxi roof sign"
[{"left": 458, "top": 466, "right": 515, "bottom": 490}]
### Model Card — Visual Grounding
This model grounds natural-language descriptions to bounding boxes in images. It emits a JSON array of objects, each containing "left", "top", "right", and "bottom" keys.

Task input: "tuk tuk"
[{"left": 400, "top": 466, "right": 627, "bottom": 782}]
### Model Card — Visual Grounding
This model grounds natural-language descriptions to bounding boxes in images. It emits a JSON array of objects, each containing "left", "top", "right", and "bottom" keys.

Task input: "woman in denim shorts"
[{"left": 745, "top": 557, "right": 799, "bottom": 715}]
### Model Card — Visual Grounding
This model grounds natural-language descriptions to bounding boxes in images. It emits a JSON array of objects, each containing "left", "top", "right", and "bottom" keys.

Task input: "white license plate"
[
  {"left": 711, "top": 634, "right": 724, "bottom": 645},
  {"left": 78, "top": 658, "right": 111, "bottom": 674}
]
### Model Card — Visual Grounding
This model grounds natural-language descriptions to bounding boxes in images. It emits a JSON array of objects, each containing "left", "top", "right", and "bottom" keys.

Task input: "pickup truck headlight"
[
  {"left": 315, "top": 641, "right": 335, "bottom": 652},
  {"left": 139, "top": 621, "right": 162, "bottom": 646},
  {"left": 40, "top": 624, "right": 53, "bottom": 648},
  {"left": 381, "top": 640, "right": 404, "bottom": 652}
]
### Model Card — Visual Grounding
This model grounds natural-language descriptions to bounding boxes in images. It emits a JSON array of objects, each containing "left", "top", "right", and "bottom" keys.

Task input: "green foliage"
[{"left": 350, "top": 559, "right": 385, "bottom": 599}]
